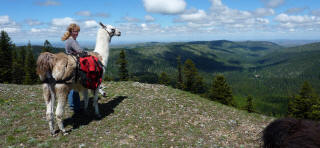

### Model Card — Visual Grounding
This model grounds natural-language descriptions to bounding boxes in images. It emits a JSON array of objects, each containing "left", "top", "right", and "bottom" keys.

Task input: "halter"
[
  {"left": 99, "top": 22, "right": 115, "bottom": 37},
  {"left": 105, "top": 28, "right": 114, "bottom": 37}
]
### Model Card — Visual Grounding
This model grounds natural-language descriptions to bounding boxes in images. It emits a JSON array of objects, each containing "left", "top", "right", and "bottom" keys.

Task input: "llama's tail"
[{"left": 36, "top": 52, "right": 57, "bottom": 81}]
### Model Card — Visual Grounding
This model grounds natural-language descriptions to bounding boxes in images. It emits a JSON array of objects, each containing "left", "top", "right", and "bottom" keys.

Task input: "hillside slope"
[{"left": 0, "top": 82, "right": 273, "bottom": 147}]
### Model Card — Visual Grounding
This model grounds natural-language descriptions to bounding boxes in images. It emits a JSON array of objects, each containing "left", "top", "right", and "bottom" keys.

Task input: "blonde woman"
[
  {"left": 62, "top": 23, "right": 85, "bottom": 116},
  {"left": 62, "top": 23, "right": 85, "bottom": 55}
]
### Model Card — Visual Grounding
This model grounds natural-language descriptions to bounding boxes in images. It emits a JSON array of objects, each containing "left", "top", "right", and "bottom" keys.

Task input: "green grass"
[{"left": 0, "top": 82, "right": 274, "bottom": 147}]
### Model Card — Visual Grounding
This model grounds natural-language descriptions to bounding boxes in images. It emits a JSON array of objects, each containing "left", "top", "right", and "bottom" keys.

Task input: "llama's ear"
[{"left": 99, "top": 22, "right": 106, "bottom": 28}]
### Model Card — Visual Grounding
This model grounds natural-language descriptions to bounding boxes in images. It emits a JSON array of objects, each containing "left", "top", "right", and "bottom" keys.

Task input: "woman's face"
[{"left": 71, "top": 29, "right": 79, "bottom": 40}]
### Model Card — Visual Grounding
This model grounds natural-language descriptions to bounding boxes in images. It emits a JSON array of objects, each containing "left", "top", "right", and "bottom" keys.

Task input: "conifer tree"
[
  {"left": 42, "top": 40, "right": 52, "bottom": 53},
  {"left": 117, "top": 50, "right": 129, "bottom": 81},
  {"left": 309, "top": 104, "right": 320, "bottom": 120},
  {"left": 245, "top": 95, "right": 254, "bottom": 113},
  {"left": 159, "top": 72, "right": 170, "bottom": 86},
  {"left": 11, "top": 49, "right": 18, "bottom": 83},
  {"left": 23, "top": 44, "right": 37, "bottom": 84},
  {"left": 11, "top": 49, "right": 24, "bottom": 84},
  {"left": 0, "top": 31, "right": 14, "bottom": 83},
  {"left": 194, "top": 75, "right": 206, "bottom": 94},
  {"left": 209, "top": 74, "right": 234, "bottom": 106},
  {"left": 183, "top": 59, "right": 197, "bottom": 92},
  {"left": 287, "top": 81, "right": 319, "bottom": 119},
  {"left": 176, "top": 56, "right": 183, "bottom": 89}
]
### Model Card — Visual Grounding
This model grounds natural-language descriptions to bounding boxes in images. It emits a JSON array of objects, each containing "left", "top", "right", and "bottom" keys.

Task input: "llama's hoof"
[
  {"left": 61, "top": 129, "right": 70, "bottom": 136},
  {"left": 50, "top": 129, "right": 56, "bottom": 136},
  {"left": 63, "top": 131, "right": 69, "bottom": 136},
  {"left": 50, "top": 131, "right": 58, "bottom": 136}
]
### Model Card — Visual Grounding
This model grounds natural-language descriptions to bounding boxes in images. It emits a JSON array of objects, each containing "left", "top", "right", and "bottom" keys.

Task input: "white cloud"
[
  {"left": 285, "top": 7, "right": 308, "bottom": 15},
  {"left": 25, "top": 19, "right": 42, "bottom": 26},
  {"left": 262, "top": 0, "right": 285, "bottom": 8},
  {"left": 179, "top": 9, "right": 207, "bottom": 22},
  {"left": 274, "top": 13, "right": 320, "bottom": 32},
  {"left": 35, "top": 0, "right": 60, "bottom": 6},
  {"left": 145, "top": 15, "right": 155, "bottom": 22},
  {"left": 210, "top": 0, "right": 253, "bottom": 21},
  {"left": 31, "top": 28, "right": 41, "bottom": 33},
  {"left": 141, "top": 23, "right": 148, "bottom": 30},
  {"left": 256, "top": 18, "right": 270, "bottom": 24},
  {"left": 84, "top": 20, "right": 98, "bottom": 28},
  {"left": 275, "top": 13, "right": 317, "bottom": 23},
  {"left": 1, "top": 27, "right": 20, "bottom": 33},
  {"left": 123, "top": 16, "right": 141, "bottom": 23},
  {"left": 0, "top": 15, "right": 10, "bottom": 24},
  {"left": 0, "top": 15, "right": 19, "bottom": 33},
  {"left": 52, "top": 17, "right": 76, "bottom": 26},
  {"left": 143, "top": 0, "right": 186, "bottom": 15},
  {"left": 167, "top": 0, "right": 275, "bottom": 35},
  {"left": 254, "top": 8, "right": 275, "bottom": 17}
]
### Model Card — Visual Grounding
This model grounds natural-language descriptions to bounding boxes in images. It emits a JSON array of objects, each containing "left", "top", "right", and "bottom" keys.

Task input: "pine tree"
[
  {"left": 176, "top": 56, "right": 183, "bottom": 89},
  {"left": 0, "top": 31, "right": 14, "bottom": 83},
  {"left": 287, "top": 95, "right": 295, "bottom": 117},
  {"left": 309, "top": 104, "right": 320, "bottom": 120},
  {"left": 287, "top": 81, "right": 319, "bottom": 119},
  {"left": 42, "top": 40, "right": 52, "bottom": 53},
  {"left": 194, "top": 75, "right": 206, "bottom": 94},
  {"left": 23, "top": 43, "right": 37, "bottom": 84},
  {"left": 245, "top": 95, "right": 254, "bottom": 113},
  {"left": 183, "top": 59, "right": 197, "bottom": 92},
  {"left": 209, "top": 74, "right": 234, "bottom": 106},
  {"left": 159, "top": 72, "right": 170, "bottom": 86},
  {"left": 117, "top": 50, "right": 129, "bottom": 81},
  {"left": 11, "top": 49, "right": 24, "bottom": 84}
]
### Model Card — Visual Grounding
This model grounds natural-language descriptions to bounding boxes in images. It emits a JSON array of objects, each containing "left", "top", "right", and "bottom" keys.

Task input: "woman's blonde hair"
[{"left": 61, "top": 23, "right": 80, "bottom": 41}]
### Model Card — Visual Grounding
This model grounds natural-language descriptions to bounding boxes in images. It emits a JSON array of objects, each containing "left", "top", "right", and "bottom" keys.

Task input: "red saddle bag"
[{"left": 79, "top": 56, "right": 103, "bottom": 90}]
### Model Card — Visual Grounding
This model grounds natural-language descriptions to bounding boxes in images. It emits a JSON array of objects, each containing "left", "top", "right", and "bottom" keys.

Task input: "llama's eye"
[{"left": 111, "top": 29, "right": 115, "bottom": 32}]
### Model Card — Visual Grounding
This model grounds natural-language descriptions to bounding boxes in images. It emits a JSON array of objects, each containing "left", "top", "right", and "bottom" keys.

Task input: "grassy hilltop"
[{"left": 0, "top": 82, "right": 273, "bottom": 147}]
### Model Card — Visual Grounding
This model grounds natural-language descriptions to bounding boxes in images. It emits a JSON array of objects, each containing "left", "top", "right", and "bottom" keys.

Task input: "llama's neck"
[{"left": 94, "top": 29, "right": 110, "bottom": 68}]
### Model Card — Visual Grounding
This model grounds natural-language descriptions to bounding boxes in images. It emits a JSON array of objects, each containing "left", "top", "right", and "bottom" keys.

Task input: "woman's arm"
[
  {"left": 70, "top": 40, "right": 83, "bottom": 54},
  {"left": 65, "top": 38, "right": 84, "bottom": 55}
]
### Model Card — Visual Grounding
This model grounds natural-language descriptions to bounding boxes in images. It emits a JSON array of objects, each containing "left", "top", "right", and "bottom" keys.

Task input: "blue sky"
[{"left": 1, "top": 0, "right": 320, "bottom": 45}]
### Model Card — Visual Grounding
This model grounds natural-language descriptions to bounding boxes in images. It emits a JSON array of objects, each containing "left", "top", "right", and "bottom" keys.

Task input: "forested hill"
[{"left": 105, "top": 40, "right": 282, "bottom": 77}]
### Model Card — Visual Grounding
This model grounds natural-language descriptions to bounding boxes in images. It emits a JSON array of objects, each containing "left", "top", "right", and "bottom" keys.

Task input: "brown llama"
[
  {"left": 36, "top": 22, "right": 121, "bottom": 135},
  {"left": 261, "top": 118, "right": 320, "bottom": 148}
]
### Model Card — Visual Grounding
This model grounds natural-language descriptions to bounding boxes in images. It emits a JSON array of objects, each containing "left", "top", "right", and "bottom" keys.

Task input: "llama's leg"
[
  {"left": 93, "top": 89, "right": 101, "bottom": 118},
  {"left": 44, "top": 84, "right": 55, "bottom": 135},
  {"left": 55, "top": 84, "right": 69, "bottom": 135},
  {"left": 82, "top": 89, "right": 89, "bottom": 114}
]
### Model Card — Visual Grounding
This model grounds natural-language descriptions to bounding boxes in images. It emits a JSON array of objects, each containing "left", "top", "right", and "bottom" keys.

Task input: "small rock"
[
  {"left": 79, "top": 143, "right": 85, "bottom": 148},
  {"left": 105, "top": 130, "right": 110, "bottom": 135}
]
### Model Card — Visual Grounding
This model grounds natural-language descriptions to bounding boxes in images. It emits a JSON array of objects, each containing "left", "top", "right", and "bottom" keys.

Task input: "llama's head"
[{"left": 99, "top": 22, "right": 121, "bottom": 38}]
